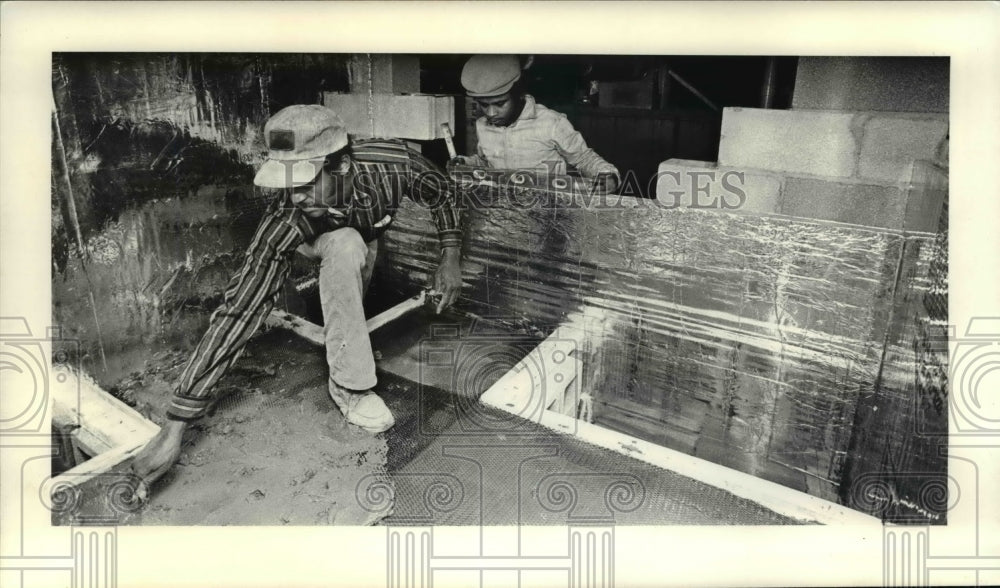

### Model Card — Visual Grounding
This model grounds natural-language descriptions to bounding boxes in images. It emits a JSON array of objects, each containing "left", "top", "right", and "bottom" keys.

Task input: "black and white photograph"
[
  {"left": 46, "top": 50, "right": 950, "bottom": 526},
  {"left": 2, "top": 3, "right": 998, "bottom": 588}
]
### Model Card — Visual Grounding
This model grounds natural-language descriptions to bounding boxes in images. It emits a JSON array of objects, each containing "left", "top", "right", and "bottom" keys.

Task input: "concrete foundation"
[
  {"left": 662, "top": 106, "right": 948, "bottom": 232},
  {"left": 322, "top": 92, "right": 455, "bottom": 140}
]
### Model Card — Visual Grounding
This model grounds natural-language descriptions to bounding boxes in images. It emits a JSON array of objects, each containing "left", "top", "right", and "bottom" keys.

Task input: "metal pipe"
[
  {"left": 760, "top": 57, "right": 778, "bottom": 109},
  {"left": 666, "top": 69, "right": 719, "bottom": 112},
  {"left": 52, "top": 111, "right": 85, "bottom": 251}
]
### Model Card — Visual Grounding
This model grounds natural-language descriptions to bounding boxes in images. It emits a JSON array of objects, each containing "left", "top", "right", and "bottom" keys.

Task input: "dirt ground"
[{"left": 112, "top": 328, "right": 394, "bottom": 526}]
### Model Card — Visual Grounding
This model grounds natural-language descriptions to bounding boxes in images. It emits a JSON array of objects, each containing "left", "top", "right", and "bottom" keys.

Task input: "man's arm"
[
  {"left": 131, "top": 201, "right": 315, "bottom": 495},
  {"left": 550, "top": 114, "right": 619, "bottom": 190},
  {"left": 449, "top": 141, "right": 487, "bottom": 168},
  {"left": 407, "top": 150, "right": 463, "bottom": 313},
  {"left": 131, "top": 420, "right": 185, "bottom": 501},
  {"left": 468, "top": 141, "right": 488, "bottom": 166}
]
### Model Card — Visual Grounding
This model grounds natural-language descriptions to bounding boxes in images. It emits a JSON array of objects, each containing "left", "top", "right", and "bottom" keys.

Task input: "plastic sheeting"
[{"left": 374, "top": 169, "right": 946, "bottom": 521}]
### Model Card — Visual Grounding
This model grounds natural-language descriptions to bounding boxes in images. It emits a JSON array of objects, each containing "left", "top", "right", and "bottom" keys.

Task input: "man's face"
[
  {"left": 288, "top": 158, "right": 350, "bottom": 218},
  {"left": 474, "top": 92, "right": 519, "bottom": 127}
]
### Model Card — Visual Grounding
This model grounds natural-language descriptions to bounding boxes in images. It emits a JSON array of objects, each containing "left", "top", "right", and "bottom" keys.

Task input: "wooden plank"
[
  {"left": 366, "top": 291, "right": 427, "bottom": 332},
  {"left": 479, "top": 331, "right": 578, "bottom": 420},
  {"left": 50, "top": 439, "right": 148, "bottom": 489},
  {"left": 480, "top": 325, "right": 882, "bottom": 526},
  {"left": 265, "top": 309, "right": 325, "bottom": 346},
  {"left": 51, "top": 367, "right": 159, "bottom": 457},
  {"left": 47, "top": 367, "right": 158, "bottom": 504},
  {"left": 265, "top": 291, "right": 428, "bottom": 346},
  {"left": 529, "top": 407, "right": 881, "bottom": 526}
]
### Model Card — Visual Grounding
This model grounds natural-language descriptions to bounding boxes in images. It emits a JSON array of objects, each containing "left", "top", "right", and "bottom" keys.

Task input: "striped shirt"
[
  {"left": 166, "top": 139, "right": 461, "bottom": 422},
  {"left": 307, "top": 138, "right": 462, "bottom": 248}
]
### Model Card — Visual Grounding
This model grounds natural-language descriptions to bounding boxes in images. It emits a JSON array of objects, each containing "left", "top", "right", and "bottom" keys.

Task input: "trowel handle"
[
  {"left": 366, "top": 291, "right": 428, "bottom": 332},
  {"left": 440, "top": 123, "right": 458, "bottom": 159}
]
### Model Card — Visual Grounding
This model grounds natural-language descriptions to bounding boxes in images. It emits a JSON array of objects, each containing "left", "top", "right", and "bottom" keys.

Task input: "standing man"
[
  {"left": 459, "top": 54, "right": 620, "bottom": 193},
  {"left": 132, "top": 104, "right": 463, "bottom": 492}
]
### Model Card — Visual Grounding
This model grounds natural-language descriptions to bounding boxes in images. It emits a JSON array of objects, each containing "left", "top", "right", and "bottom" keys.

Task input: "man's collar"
[{"left": 518, "top": 94, "right": 538, "bottom": 121}]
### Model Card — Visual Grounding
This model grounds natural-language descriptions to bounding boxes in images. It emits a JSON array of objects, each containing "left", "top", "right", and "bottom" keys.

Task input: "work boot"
[{"left": 328, "top": 380, "right": 395, "bottom": 433}]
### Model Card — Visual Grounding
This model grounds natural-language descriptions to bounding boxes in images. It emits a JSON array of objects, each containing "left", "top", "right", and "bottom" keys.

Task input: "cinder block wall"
[
  {"left": 649, "top": 99, "right": 949, "bottom": 519},
  {"left": 656, "top": 107, "right": 948, "bottom": 232}
]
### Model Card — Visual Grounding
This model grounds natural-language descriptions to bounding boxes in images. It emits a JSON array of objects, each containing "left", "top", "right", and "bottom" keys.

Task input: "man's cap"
[
  {"left": 461, "top": 55, "right": 522, "bottom": 97},
  {"left": 253, "top": 104, "right": 349, "bottom": 189}
]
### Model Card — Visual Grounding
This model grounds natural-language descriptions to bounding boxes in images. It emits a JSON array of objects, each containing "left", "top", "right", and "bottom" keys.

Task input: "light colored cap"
[
  {"left": 461, "top": 55, "right": 522, "bottom": 97},
  {"left": 253, "top": 104, "right": 349, "bottom": 189}
]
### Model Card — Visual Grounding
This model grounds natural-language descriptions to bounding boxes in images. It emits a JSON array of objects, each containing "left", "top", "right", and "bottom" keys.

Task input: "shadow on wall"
[{"left": 51, "top": 53, "right": 352, "bottom": 385}]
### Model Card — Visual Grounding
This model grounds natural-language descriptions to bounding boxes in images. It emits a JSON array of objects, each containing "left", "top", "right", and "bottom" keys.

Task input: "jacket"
[{"left": 473, "top": 94, "right": 619, "bottom": 179}]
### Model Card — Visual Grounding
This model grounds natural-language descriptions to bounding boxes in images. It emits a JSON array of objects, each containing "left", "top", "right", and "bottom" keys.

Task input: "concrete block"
[
  {"left": 348, "top": 54, "right": 419, "bottom": 94},
  {"left": 727, "top": 168, "right": 783, "bottom": 215},
  {"left": 857, "top": 115, "right": 949, "bottom": 182},
  {"left": 655, "top": 159, "right": 782, "bottom": 214},
  {"left": 373, "top": 94, "right": 454, "bottom": 140},
  {"left": 719, "top": 108, "right": 859, "bottom": 178},
  {"left": 323, "top": 92, "right": 454, "bottom": 140},
  {"left": 781, "top": 176, "right": 906, "bottom": 229},
  {"left": 323, "top": 92, "right": 371, "bottom": 135},
  {"left": 903, "top": 161, "right": 948, "bottom": 233}
]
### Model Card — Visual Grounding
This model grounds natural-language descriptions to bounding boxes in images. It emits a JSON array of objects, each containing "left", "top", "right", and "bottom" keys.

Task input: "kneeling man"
[{"left": 132, "top": 104, "right": 463, "bottom": 492}]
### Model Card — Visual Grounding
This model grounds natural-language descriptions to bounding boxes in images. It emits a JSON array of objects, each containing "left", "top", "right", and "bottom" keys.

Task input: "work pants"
[
  {"left": 167, "top": 201, "right": 377, "bottom": 421},
  {"left": 296, "top": 228, "right": 379, "bottom": 391}
]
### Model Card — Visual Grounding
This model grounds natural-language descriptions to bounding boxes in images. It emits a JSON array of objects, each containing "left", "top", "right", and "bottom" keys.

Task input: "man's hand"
[
  {"left": 130, "top": 419, "right": 186, "bottom": 502},
  {"left": 432, "top": 247, "right": 462, "bottom": 314},
  {"left": 447, "top": 155, "right": 483, "bottom": 171},
  {"left": 593, "top": 172, "right": 619, "bottom": 194}
]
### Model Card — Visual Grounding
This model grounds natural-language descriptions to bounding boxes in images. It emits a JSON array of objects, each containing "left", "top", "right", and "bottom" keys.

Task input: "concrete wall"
[
  {"left": 656, "top": 107, "right": 948, "bottom": 232},
  {"left": 649, "top": 90, "right": 949, "bottom": 519},
  {"left": 792, "top": 57, "right": 949, "bottom": 114}
]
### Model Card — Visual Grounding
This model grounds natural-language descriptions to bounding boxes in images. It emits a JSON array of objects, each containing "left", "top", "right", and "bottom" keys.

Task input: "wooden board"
[
  {"left": 49, "top": 367, "right": 159, "bottom": 522},
  {"left": 265, "top": 291, "right": 428, "bottom": 345},
  {"left": 51, "top": 367, "right": 159, "bottom": 457}
]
